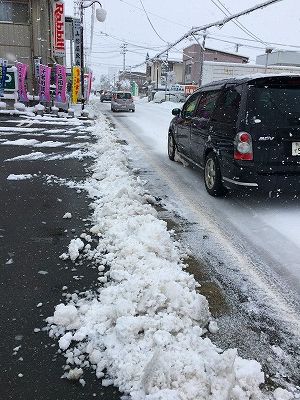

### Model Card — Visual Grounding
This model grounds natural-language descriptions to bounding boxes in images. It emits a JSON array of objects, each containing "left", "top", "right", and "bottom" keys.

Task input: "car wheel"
[
  {"left": 111, "top": 108, "right": 115, "bottom": 112},
  {"left": 204, "top": 152, "right": 226, "bottom": 197},
  {"left": 168, "top": 132, "right": 176, "bottom": 161},
  {"left": 132, "top": 109, "right": 135, "bottom": 112},
  {"left": 101, "top": 100, "right": 104, "bottom": 103}
]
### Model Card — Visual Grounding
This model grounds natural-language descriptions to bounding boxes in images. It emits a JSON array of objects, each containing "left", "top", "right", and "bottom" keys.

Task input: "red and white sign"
[
  {"left": 53, "top": 1, "right": 65, "bottom": 57},
  {"left": 184, "top": 85, "right": 198, "bottom": 96}
]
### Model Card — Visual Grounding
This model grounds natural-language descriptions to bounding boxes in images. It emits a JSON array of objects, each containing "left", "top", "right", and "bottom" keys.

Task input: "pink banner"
[
  {"left": 39, "top": 64, "right": 51, "bottom": 102},
  {"left": 16, "top": 62, "right": 29, "bottom": 102},
  {"left": 87, "top": 72, "right": 92, "bottom": 101},
  {"left": 84, "top": 72, "right": 93, "bottom": 101},
  {"left": 55, "top": 64, "right": 67, "bottom": 103}
]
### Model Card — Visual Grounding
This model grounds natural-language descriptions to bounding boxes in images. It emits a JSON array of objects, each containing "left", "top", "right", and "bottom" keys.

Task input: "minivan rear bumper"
[
  {"left": 111, "top": 101, "right": 135, "bottom": 111},
  {"left": 223, "top": 169, "right": 300, "bottom": 192}
]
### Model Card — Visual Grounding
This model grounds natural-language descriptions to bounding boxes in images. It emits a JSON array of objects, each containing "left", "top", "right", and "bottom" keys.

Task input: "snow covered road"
[
  {"left": 97, "top": 99, "right": 300, "bottom": 384},
  {"left": 100, "top": 99, "right": 300, "bottom": 303}
]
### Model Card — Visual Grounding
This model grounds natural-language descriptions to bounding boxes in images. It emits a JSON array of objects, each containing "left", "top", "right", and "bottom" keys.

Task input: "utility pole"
[
  {"left": 192, "top": 32, "right": 206, "bottom": 87},
  {"left": 264, "top": 47, "right": 273, "bottom": 73},
  {"left": 199, "top": 31, "right": 206, "bottom": 86},
  {"left": 120, "top": 43, "right": 127, "bottom": 72},
  {"left": 88, "top": 3, "right": 96, "bottom": 67},
  {"left": 78, "top": 1, "right": 107, "bottom": 111},
  {"left": 164, "top": 49, "right": 169, "bottom": 101}
]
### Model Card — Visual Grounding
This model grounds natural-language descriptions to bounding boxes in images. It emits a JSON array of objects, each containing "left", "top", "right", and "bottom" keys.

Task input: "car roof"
[{"left": 198, "top": 73, "right": 300, "bottom": 92}]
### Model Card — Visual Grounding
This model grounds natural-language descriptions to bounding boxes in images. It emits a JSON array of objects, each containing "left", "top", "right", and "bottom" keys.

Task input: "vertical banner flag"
[
  {"left": 73, "top": 19, "right": 82, "bottom": 67},
  {"left": 53, "top": 1, "right": 65, "bottom": 57},
  {"left": 0, "top": 59, "right": 8, "bottom": 97},
  {"left": 86, "top": 72, "right": 93, "bottom": 101},
  {"left": 39, "top": 65, "right": 51, "bottom": 102},
  {"left": 55, "top": 64, "right": 67, "bottom": 103},
  {"left": 72, "top": 66, "right": 81, "bottom": 104},
  {"left": 16, "top": 62, "right": 29, "bottom": 102}
]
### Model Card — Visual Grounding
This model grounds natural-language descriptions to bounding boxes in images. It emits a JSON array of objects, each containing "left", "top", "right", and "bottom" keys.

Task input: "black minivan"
[{"left": 168, "top": 75, "right": 300, "bottom": 196}]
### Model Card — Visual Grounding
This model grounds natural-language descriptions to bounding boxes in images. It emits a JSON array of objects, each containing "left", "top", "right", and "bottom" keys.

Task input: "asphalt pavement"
[{"left": 0, "top": 114, "right": 122, "bottom": 400}]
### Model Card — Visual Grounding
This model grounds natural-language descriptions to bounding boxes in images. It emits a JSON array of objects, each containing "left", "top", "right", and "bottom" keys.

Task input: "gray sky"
[{"left": 64, "top": 0, "right": 300, "bottom": 79}]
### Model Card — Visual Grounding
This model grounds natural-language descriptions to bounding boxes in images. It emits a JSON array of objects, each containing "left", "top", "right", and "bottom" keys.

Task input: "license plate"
[{"left": 292, "top": 142, "right": 300, "bottom": 156}]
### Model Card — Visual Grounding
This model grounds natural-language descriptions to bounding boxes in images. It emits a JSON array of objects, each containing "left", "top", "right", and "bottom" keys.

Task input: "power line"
[
  {"left": 119, "top": 0, "right": 189, "bottom": 29},
  {"left": 132, "top": 0, "right": 283, "bottom": 68},
  {"left": 138, "top": 0, "right": 168, "bottom": 44},
  {"left": 154, "top": 0, "right": 283, "bottom": 59},
  {"left": 210, "top": 0, "right": 267, "bottom": 46},
  {"left": 210, "top": 32, "right": 300, "bottom": 50},
  {"left": 94, "top": 31, "right": 165, "bottom": 51}
]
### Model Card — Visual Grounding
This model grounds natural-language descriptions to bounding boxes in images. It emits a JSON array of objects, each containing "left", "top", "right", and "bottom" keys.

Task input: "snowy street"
[
  {"left": 0, "top": 101, "right": 299, "bottom": 399},
  {"left": 98, "top": 99, "right": 300, "bottom": 392}
]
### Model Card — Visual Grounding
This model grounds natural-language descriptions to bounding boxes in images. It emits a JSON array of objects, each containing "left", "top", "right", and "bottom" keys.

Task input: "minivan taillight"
[{"left": 234, "top": 132, "right": 253, "bottom": 161}]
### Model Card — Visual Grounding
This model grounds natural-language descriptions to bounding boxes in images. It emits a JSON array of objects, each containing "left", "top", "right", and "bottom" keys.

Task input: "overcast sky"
[{"left": 64, "top": 0, "right": 300, "bottom": 79}]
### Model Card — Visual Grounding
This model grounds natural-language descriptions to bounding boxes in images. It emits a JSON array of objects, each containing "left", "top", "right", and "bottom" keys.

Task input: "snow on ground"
[
  {"left": 7, "top": 117, "right": 82, "bottom": 126},
  {"left": 46, "top": 108, "right": 294, "bottom": 399},
  {"left": 0, "top": 127, "right": 44, "bottom": 133},
  {"left": 4, "top": 149, "right": 93, "bottom": 162},
  {"left": 7, "top": 174, "right": 33, "bottom": 180}
]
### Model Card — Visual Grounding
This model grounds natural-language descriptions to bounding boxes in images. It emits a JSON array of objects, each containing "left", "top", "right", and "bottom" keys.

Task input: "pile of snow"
[
  {"left": 7, "top": 174, "right": 32, "bottom": 181},
  {"left": 46, "top": 112, "right": 292, "bottom": 399},
  {"left": 34, "top": 103, "right": 45, "bottom": 112},
  {"left": 14, "top": 102, "right": 26, "bottom": 111}
]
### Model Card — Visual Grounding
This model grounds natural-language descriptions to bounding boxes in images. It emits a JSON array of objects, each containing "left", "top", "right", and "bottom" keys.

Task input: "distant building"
[
  {"left": 256, "top": 50, "right": 300, "bottom": 67},
  {"left": 118, "top": 70, "right": 147, "bottom": 94},
  {"left": 0, "top": 0, "right": 65, "bottom": 92},
  {"left": 146, "top": 59, "right": 183, "bottom": 88},
  {"left": 183, "top": 44, "right": 249, "bottom": 84}
]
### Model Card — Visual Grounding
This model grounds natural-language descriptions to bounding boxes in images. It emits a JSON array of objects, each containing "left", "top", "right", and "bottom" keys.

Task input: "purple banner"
[
  {"left": 55, "top": 64, "right": 67, "bottom": 103},
  {"left": 39, "top": 64, "right": 51, "bottom": 102},
  {"left": 16, "top": 62, "right": 29, "bottom": 102},
  {"left": 0, "top": 60, "right": 7, "bottom": 97}
]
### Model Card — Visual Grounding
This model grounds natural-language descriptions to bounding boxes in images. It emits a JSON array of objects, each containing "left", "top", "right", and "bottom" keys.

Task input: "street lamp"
[{"left": 80, "top": 0, "right": 107, "bottom": 111}]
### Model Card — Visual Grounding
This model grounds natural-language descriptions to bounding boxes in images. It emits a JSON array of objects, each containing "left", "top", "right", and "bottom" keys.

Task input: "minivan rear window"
[
  {"left": 117, "top": 93, "right": 132, "bottom": 99},
  {"left": 248, "top": 84, "right": 300, "bottom": 127}
]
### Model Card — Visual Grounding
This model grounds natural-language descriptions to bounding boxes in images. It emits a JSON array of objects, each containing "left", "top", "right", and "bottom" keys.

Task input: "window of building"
[
  {"left": 185, "top": 64, "right": 192, "bottom": 75},
  {"left": 0, "top": 0, "right": 29, "bottom": 23}
]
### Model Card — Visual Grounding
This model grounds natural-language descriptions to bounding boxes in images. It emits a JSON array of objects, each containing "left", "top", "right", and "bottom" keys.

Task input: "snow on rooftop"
[{"left": 44, "top": 110, "right": 293, "bottom": 399}]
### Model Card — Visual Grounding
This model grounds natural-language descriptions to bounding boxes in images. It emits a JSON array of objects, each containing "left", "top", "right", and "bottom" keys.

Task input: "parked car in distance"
[
  {"left": 168, "top": 74, "right": 300, "bottom": 197},
  {"left": 153, "top": 91, "right": 186, "bottom": 103},
  {"left": 100, "top": 91, "right": 112, "bottom": 102},
  {"left": 111, "top": 91, "right": 135, "bottom": 112}
]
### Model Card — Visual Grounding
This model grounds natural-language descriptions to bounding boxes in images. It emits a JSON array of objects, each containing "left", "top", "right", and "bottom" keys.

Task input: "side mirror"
[{"left": 172, "top": 108, "right": 181, "bottom": 116}]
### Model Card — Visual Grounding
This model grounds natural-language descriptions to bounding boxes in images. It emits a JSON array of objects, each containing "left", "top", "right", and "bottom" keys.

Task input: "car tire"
[
  {"left": 168, "top": 131, "right": 176, "bottom": 161},
  {"left": 111, "top": 108, "right": 115, "bottom": 112},
  {"left": 101, "top": 100, "right": 104, "bottom": 103},
  {"left": 204, "top": 152, "right": 226, "bottom": 197},
  {"left": 132, "top": 109, "right": 135, "bottom": 112}
]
